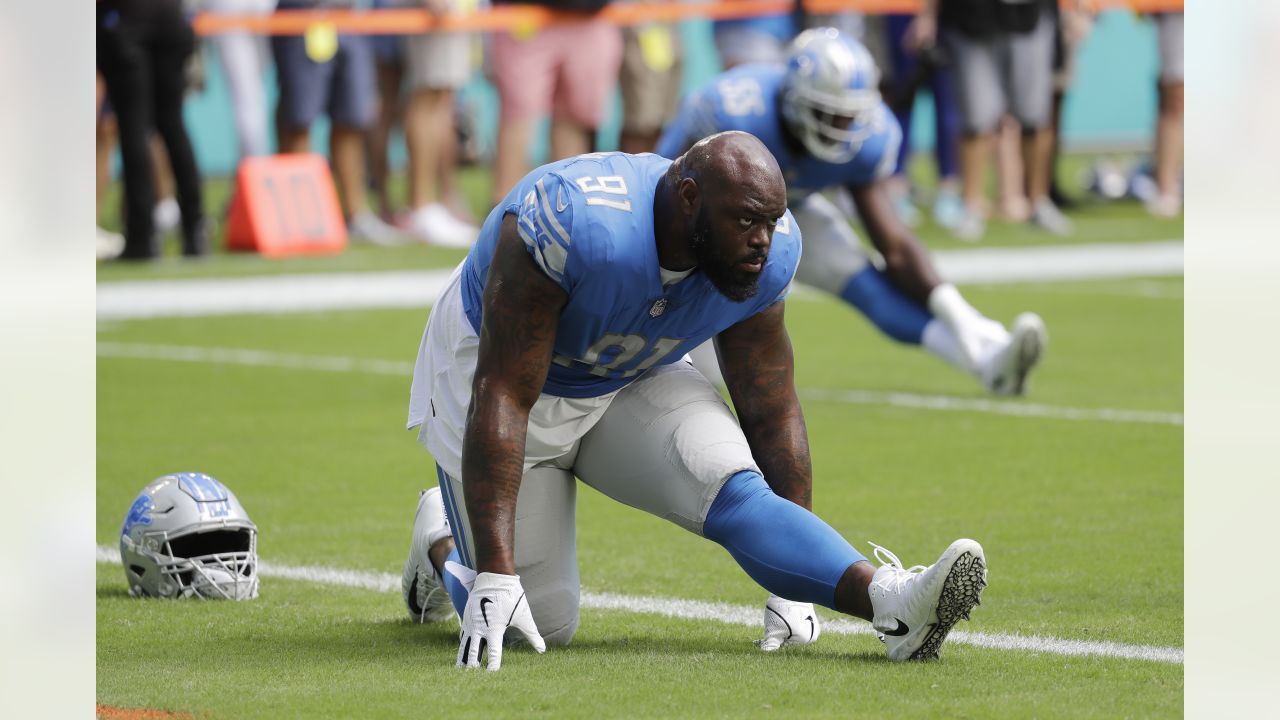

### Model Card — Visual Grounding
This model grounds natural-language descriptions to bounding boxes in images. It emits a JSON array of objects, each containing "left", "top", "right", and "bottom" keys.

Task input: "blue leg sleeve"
[
  {"left": 838, "top": 266, "right": 932, "bottom": 345},
  {"left": 441, "top": 547, "right": 469, "bottom": 618},
  {"left": 703, "top": 471, "right": 866, "bottom": 609}
]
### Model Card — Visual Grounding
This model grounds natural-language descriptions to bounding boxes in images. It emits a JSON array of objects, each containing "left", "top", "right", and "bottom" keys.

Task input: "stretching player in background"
[
  {"left": 657, "top": 28, "right": 1047, "bottom": 396},
  {"left": 399, "top": 133, "right": 987, "bottom": 671}
]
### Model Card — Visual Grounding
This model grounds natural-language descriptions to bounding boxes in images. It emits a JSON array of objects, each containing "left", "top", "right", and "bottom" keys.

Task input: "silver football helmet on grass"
[
  {"left": 781, "top": 28, "right": 882, "bottom": 163},
  {"left": 120, "top": 472, "right": 259, "bottom": 600}
]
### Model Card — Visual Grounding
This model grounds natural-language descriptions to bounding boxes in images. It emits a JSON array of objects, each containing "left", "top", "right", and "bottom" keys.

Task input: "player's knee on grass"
[{"left": 528, "top": 581, "right": 580, "bottom": 647}]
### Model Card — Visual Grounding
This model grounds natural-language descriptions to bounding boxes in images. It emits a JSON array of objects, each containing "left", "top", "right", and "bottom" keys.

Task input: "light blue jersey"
[
  {"left": 460, "top": 152, "right": 801, "bottom": 399},
  {"left": 656, "top": 64, "right": 901, "bottom": 199}
]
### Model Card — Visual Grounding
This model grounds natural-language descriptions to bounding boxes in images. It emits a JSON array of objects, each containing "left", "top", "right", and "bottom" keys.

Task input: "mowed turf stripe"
[
  {"left": 96, "top": 342, "right": 1183, "bottom": 427},
  {"left": 96, "top": 545, "right": 1183, "bottom": 665}
]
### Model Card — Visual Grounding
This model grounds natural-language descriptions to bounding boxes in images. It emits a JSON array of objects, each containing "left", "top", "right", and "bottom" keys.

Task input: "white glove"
[
  {"left": 757, "top": 595, "right": 821, "bottom": 652},
  {"left": 455, "top": 570, "right": 546, "bottom": 671}
]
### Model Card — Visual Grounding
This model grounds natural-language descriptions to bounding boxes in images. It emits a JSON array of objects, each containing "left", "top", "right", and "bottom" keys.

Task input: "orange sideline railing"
[{"left": 193, "top": 0, "right": 1186, "bottom": 36}]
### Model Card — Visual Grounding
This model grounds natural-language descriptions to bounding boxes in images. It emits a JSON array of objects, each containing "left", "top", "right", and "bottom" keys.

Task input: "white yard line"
[
  {"left": 96, "top": 269, "right": 454, "bottom": 320},
  {"left": 95, "top": 545, "right": 1182, "bottom": 665},
  {"left": 970, "top": 278, "right": 1183, "bottom": 300},
  {"left": 797, "top": 388, "right": 1182, "bottom": 426},
  {"left": 933, "top": 241, "right": 1182, "bottom": 284},
  {"left": 96, "top": 342, "right": 415, "bottom": 377},
  {"left": 96, "top": 342, "right": 1182, "bottom": 427},
  {"left": 96, "top": 242, "right": 1182, "bottom": 320}
]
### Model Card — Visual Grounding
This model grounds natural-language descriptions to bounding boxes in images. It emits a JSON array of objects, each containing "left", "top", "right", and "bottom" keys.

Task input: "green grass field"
[{"left": 96, "top": 171, "right": 1183, "bottom": 718}]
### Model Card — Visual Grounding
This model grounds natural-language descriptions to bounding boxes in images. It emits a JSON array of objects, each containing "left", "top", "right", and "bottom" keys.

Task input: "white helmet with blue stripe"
[
  {"left": 781, "top": 27, "right": 883, "bottom": 163},
  {"left": 119, "top": 472, "right": 259, "bottom": 600}
]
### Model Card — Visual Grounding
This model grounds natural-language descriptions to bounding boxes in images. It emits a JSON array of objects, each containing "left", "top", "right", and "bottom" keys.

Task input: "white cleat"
[
  {"left": 757, "top": 594, "right": 822, "bottom": 652},
  {"left": 868, "top": 539, "right": 987, "bottom": 661},
  {"left": 983, "top": 312, "right": 1047, "bottom": 396},
  {"left": 401, "top": 487, "right": 455, "bottom": 623}
]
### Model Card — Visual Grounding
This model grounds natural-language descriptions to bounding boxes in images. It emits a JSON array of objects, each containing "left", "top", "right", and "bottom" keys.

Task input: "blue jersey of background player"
[
  {"left": 657, "top": 28, "right": 1048, "bottom": 396},
  {"left": 658, "top": 62, "right": 901, "bottom": 199},
  {"left": 461, "top": 150, "right": 801, "bottom": 399}
]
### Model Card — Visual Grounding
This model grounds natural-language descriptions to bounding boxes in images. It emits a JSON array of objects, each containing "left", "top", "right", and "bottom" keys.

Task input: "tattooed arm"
[
  {"left": 461, "top": 214, "right": 568, "bottom": 574},
  {"left": 715, "top": 301, "right": 813, "bottom": 510}
]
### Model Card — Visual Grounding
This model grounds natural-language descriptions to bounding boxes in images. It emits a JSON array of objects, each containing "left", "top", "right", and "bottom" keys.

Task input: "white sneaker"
[
  {"left": 982, "top": 312, "right": 1048, "bottom": 396},
  {"left": 408, "top": 203, "right": 479, "bottom": 249},
  {"left": 1145, "top": 193, "right": 1181, "bottom": 219},
  {"left": 153, "top": 197, "right": 180, "bottom": 234},
  {"left": 952, "top": 206, "right": 986, "bottom": 242},
  {"left": 348, "top": 211, "right": 408, "bottom": 247},
  {"left": 868, "top": 539, "right": 987, "bottom": 661},
  {"left": 401, "top": 488, "right": 455, "bottom": 623},
  {"left": 1030, "top": 197, "right": 1073, "bottom": 236},
  {"left": 96, "top": 227, "right": 125, "bottom": 260}
]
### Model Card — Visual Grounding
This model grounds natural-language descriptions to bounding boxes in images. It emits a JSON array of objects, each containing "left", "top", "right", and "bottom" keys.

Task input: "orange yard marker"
[{"left": 225, "top": 154, "right": 347, "bottom": 257}]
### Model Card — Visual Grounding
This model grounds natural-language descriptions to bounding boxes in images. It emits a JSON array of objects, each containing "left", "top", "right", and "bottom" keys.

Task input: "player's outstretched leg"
[
  {"left": 703, "top": 470, "right": 986, "bottom": 661},
  {"left": 865, "top": 539, "right": 987, "bottom": 661},
  {"left": 401, "top": 488, "right": 458, "bottom": 623}
]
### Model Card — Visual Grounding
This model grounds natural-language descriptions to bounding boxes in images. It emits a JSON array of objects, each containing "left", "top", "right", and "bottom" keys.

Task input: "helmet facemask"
[
  {"left": 158, "top": 526, "right": 258, "bottom": 600},
  {"left": 781, "top": 27, "right": 884, "bottom": 164}
]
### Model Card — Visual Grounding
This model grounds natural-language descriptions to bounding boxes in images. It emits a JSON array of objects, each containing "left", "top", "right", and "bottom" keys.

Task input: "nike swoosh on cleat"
[
  {"left": 480, "top": 597, "right": 494, "bottom": 626},
  {"left": 884, "top": 619, "right": 911, "bottom": 636},
  {"left": 805, "top": 615, "right": 816, "bottom": 641},
  {"left": 406, "top": 572, "right": 425, "bottom": 617}
]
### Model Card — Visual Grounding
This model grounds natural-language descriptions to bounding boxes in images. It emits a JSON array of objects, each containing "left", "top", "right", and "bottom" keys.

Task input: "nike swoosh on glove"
[
  {"left": 456, "top": 571, "right": 546, "bottom": 671},
  {"left": 757, "top": 594, "right": 822, "bottom": 652}
]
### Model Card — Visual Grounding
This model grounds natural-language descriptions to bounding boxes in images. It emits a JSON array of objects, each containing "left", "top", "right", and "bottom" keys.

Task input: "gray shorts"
[
  {"left": 943, "top": 16, "right": 1055, "bottom": 133},
  {"left": 435, "top": 362, "right": 758, "bottom": 646},
  {"left": 405, "top": 0, "right": 473, "bottom": 92},
  {"left": 271, "top": 33, "right": 376, "bottom": 129},
  {"left": 791, "top": 191, "right": 871, "bottom": 295},
  {"left": 1156, "top": 13, "right": 1183, "bottom": 84}
]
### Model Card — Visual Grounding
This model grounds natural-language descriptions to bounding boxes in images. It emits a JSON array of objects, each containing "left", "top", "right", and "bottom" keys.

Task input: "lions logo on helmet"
[
  {"left": 780, "top": 27, "right": 883, "bottom": 164},
  {"left": 119, "top": 473, "right": 259, "bottom": 600}
]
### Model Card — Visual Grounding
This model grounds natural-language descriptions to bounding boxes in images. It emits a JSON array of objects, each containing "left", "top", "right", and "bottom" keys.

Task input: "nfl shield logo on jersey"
[{"left": 649, "top": 298, "right": 668, "bottom": 317}]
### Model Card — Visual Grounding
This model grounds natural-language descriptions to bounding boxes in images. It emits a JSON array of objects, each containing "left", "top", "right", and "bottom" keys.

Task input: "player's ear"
[{"left": 677, "top": 177, "right": 701, "bottom": 218}]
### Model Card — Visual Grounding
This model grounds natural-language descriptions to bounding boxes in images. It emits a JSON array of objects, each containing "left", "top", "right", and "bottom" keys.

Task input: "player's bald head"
[
  {"left": 676, "top": 131, "right": 787, "bottom": 208},
  {"left": 657, "top": 132, "right": 788, "bottom": 302}
]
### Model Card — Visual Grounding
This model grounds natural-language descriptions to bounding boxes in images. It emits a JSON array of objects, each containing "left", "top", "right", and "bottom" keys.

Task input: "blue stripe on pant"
[
  {"left": 436, "top": 465, "right": 472, "bottom": 568},
  {"left": 435, "top": 465, "right": 474, "bottom": 617}
]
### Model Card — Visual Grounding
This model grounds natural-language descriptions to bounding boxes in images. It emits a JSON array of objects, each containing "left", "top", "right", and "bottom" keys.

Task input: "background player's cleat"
[
  {"left": 867, "top": 539, "right": 987, "bottom": 661},
  {"left": 983, "top": 313, "right": 1047, "bottom": 396},
  {"left": 401, "top": 488, "right": 455, "bottom": 623}
]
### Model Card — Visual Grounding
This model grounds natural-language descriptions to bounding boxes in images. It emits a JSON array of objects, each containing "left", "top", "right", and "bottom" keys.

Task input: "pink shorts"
[{"left": 491, "top": 21, "right": 622, "bottom": 128}]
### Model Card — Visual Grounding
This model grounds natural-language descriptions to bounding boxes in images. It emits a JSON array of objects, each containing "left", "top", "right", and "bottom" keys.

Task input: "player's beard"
[{"left": 691, "top": 206, "right": 763, "bottom": 303}]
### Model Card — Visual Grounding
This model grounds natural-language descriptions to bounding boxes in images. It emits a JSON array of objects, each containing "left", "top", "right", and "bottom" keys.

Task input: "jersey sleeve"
[
  {"left": 871, "top": 112, "right": 903, "bottom": 183},
  {"left": 849, "top": 105, "right": 903, "bottom": 186},
  {"left": 514, "top": 172, "right": 579, "bottom": 292}
]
